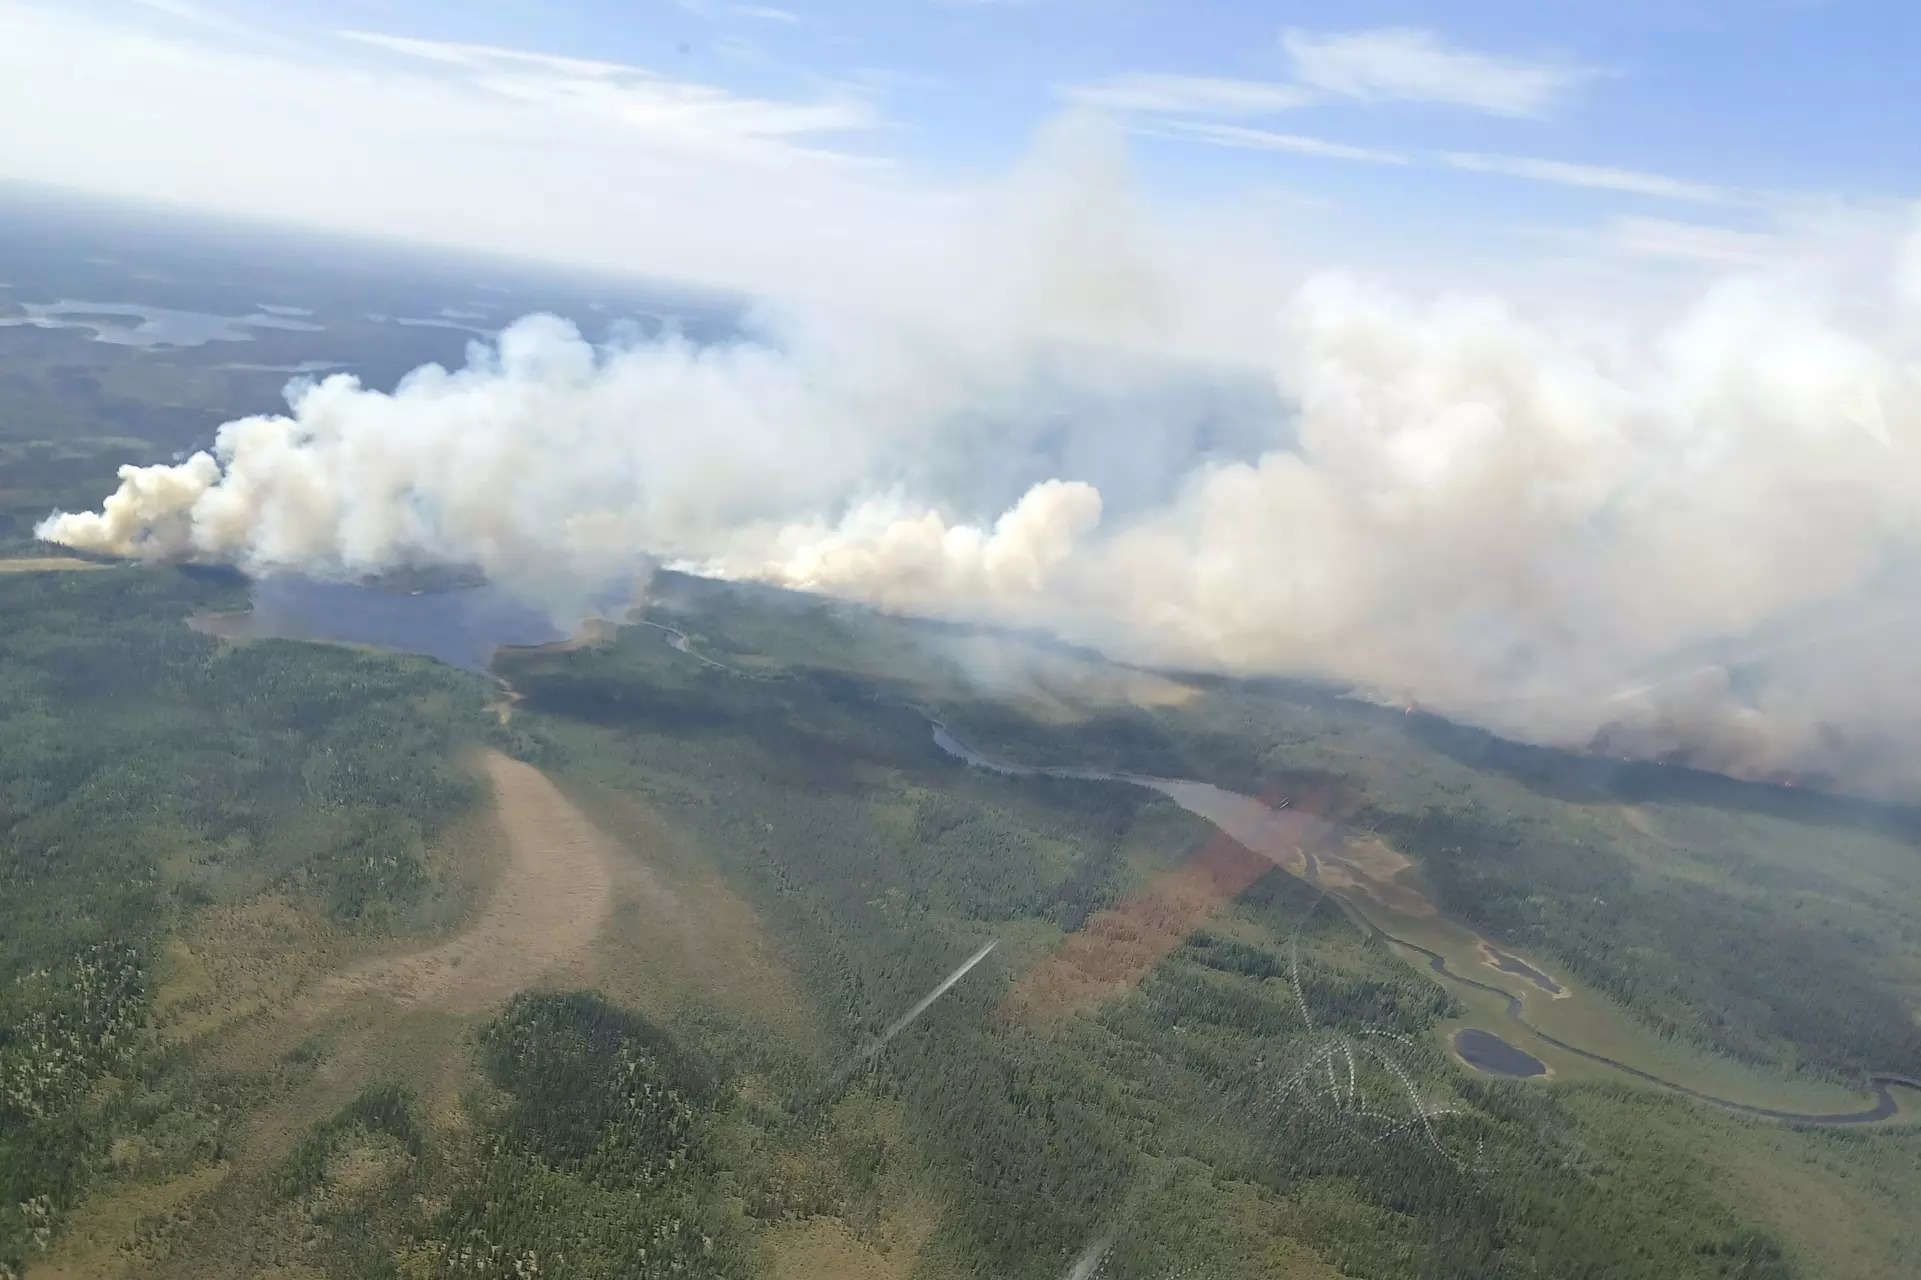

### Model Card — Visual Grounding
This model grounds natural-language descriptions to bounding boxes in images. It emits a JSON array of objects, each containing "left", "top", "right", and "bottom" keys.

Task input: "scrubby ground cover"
[
  {"left": 8, "top": 563, "right": 1919, "bottom": 1278},
  {"left": 0, "top": 567, "right": 487, "bottom": 1273}
]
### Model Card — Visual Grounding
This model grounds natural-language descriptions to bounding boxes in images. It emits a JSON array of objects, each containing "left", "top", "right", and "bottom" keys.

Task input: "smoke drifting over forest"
[{"left": 39, "top": 131, "right": 1921, "bottom": 793}]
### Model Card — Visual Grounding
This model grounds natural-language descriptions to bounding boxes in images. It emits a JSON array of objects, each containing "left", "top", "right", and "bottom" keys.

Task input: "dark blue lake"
[{"left": 194, "top": 576, "right": 566, "bottom": 672}]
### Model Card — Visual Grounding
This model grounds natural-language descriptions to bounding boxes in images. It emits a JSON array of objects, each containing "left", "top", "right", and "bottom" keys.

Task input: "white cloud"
[
  {"left": 337, "top": 29, "right": 877, "bottom": 149},
  {"left": 338, "top": 29, "right": 640, "bottom": 78},
  {"left": 126, "top": 0, "right": 251, "bottom": 36},
  {"left": 1443, "top": 152, "right": 1732, "bottom": 204},
  {"left": 1607, "top": 216, "right": 1780, "bottom": 267},
  {"left": 1142, "top": 120, "right": 1408, "bottom": 166},
  {"left": 131, "top": 0, "right": 215, "bottom": 15},
  {"left": 0, "top": 3, "right": 1862, "bottom": 345},
  {"left": 678, "top": 0, "right": 804, "bottom": 22},
  {"left": 0, "top": 6, "right": 920, "bottom": 301},
  {"left": 1283, "top": 26, "right": 1594, "bottom": 117},
  {"left": 1063, "top": 73, "right": 1308, "bottom": 116}
]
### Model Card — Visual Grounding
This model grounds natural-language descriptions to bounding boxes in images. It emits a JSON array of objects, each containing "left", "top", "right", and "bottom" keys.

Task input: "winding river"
[
  {"left": 184, "top": 585, "right": 1915, "bottom": 1129},
  {"left": 927, "top": 722, "right": 1919, "bottom": 1127}
]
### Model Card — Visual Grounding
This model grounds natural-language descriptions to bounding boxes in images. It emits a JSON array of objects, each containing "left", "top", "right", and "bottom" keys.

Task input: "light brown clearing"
[
  {"left": 28, "top": 1166, "right": 227, "bottom": 1280},
  {"left": 322, "top": 1134, "right": 413, "bottom": 1196},
  {"left": 563, "top": 782, "right": 821, "bottom": 1045},
  {"left": 1005, "top": 775, "right": 1447, "bottom": 1024},
  {"left": 0, "top": 556, "right": 109, "bottom": 573},
  {"left": 487, "top": 677, "right": 521, "bottom": 725},
  {"left": 760, "top": 1200, "right": 940, "bottom": 1280},
  {"left": 153, "top": 897, "right": 354, "bottom": 1045},
  {"left": 36, "top": 1013, "right": 482, "bottom": 1280},
  {"left": 1314, "top": 852, "right": 1435, "bottom": 920},
  {"left": 487, "top": 618, "right": 614, "bottom": 723},
  {"left": 1475, "top": 940, "right": 1572, "bottom": 999},
  {"left": 297, "top": 749, "right": 614, "bottom": 1017},
  {"left": 1336, "top": 834, "right": 1413, "bottom": 883},
  {"left": 494, "top": 614, "right": 615, "bottom": 660},
  {"left": 1002, "top": 825, "right": 1275, "bottom": 1024},
  {"left": 32, "top": 753, "right": 633, "bottom": 1279}
]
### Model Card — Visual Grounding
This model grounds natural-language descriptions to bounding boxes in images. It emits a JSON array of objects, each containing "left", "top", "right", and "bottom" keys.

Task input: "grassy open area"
[
  {"left": 479, "top": 576, "right": 1919, "bottom": 1276},
  {"left": 1360, "top": 899, "right": 1880, "bottom": 1114},
  {"left": 7, "top": 564, "right": 1920, "bottom": 1278},
  {"left": 0, "top": 565, "right": 492, "bottom": 1273}
]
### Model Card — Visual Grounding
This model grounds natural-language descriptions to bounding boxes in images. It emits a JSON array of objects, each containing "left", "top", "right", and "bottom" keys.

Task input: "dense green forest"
[
  {"left": 261, "top": 993, "right": 755, "bottom": 1280},
  {"left": 7, "top": 196, "right": 1919, "bottom": 1276},
  {"left": 895, "top": 613, "right": 1921, "bottom": 1087},
  {"left": 0, "top": 567, "right": 489, "bottom": 1271},
  {"left": 4, "top": 562, "right": 1918, "bottom": 1277},
  {"left": 485, "top": 581, "right": 1914, "bottom": 1278}
]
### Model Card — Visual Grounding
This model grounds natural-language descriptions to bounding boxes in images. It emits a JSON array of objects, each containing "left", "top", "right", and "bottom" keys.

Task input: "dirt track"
[
  {"left": 0, "top": 556, "right": 109, "bottom": 573},
  {"left": 300, "top": 749, "right": 615, "bottom": 1016}
]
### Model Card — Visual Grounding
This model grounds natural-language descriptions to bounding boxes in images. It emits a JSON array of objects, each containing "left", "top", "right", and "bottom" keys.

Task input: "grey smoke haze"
[{"left": 36, "top": 127, "right": 1921, "bottom": 792}]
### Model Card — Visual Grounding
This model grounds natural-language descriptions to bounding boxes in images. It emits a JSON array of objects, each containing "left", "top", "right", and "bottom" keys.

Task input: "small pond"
[{"left": 1453, "top": 1027, "right": 1547, "bottom": 1077}]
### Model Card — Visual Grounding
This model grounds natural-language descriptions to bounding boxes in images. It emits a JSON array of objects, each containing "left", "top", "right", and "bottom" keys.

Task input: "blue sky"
[
  {"left": 221, "top": 0, "right": 1921, "bottom": 188},
  {"left": 0, "top": 1, "right": 1915, "bottom": 304}
]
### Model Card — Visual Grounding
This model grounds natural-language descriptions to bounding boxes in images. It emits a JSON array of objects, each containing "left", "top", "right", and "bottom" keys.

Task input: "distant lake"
[
  {"left": 213, "top": 359, "right": 350, "bottom": 374},
  {"left": 0, "top": 298, "right": 324, "bottom": 347},
  {"left": 193, "top": 576, "right": 565, "bottom": 672}
]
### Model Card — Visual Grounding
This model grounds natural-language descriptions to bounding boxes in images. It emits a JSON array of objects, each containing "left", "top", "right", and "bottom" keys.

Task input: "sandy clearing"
[
  {"left": 35, "top": 753, "right": 632, "bottom": 1278},
  {"left": 1338, "top": 834, "right": 1413, "bottom": 882},
  {"left": 298, "top": 749, "right": 615, "bottom": 1017},
  {"left": 760, "top": 1201, "right": 939, "bottom": 1280},
  {"left": 0, "top": 556, "right": 110, "bottom": 572},
  {"left": 155, "top": 896, "right": 354, "bottom": 1045},
  {"left": 566, "top": 782, "right": 822, "bottom": 1045},
  {"left": 28, "top": 1165, "right": 227, "bottom": 1280}
]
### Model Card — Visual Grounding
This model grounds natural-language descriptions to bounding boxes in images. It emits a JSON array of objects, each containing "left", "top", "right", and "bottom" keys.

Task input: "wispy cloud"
[
  {"left": 1283, "top": 26, "right": 1594, "bottom": 117},
  {"left": 1142, "top": 120, "right": 1409, "bottom": 165},
  {"left": 128, "top": 0, "right": 253, "bottom": 39},
  {"left": 1606, "top": 215, "right": 1779, "bottom": 266},
  {"left": 339, "top": 30, "right": 637, "bottom": 78},
  {"left": 337, "top": 29, "right": 877, "bottom": 155},
  {"left": 1442, "top": 152, "right": 1733, "bottom": 204},
  {"left": 1063, "top": 73, "right": 1308, "bottom": 116},
  {"left": 680, "top": 0, "right": 804, "bottom": 21},
  {"left": 0, "top": 5, "right": 933, "bottom": 300}
]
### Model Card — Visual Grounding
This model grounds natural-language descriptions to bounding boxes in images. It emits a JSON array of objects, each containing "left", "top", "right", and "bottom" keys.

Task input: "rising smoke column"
[
  {"left": 38, "top": 313, "right": 987, "bottom": 621},
  {"left": 37, "top": 151, "right": 1921, "bottom": 789}
]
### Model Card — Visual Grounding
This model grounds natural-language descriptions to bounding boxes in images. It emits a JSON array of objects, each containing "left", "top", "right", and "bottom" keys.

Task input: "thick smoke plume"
[{"left": 38, "top": 134, "right": 1921, "bottom": 791}]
